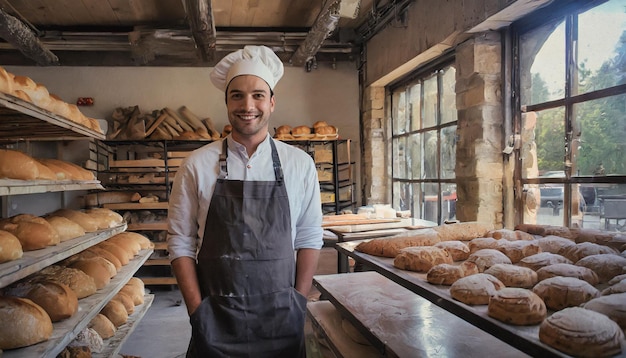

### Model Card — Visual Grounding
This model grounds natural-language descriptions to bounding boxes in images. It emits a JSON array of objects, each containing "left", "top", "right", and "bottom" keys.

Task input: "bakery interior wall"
[{"left": 3, "top": 62, "right": 361, "bottom": 215}]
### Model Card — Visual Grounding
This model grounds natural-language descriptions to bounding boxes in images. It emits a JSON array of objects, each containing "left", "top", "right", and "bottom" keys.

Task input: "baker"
[{"left": 167, "top": 45, "right": 323, "bottom": 357}]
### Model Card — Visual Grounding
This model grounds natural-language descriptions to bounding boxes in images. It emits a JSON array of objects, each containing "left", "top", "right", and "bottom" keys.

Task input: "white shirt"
[{"left": 167, "top": 134, "right": 324, "bottom": 261}]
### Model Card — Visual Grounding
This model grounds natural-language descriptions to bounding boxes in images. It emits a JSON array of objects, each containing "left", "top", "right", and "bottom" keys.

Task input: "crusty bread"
[
  {"left": 518, "top": 252, "right": 572, "bottom": 271},
  {"left": 89, "top": 314, "right": 116, "bottom": 339},
  {"left": 536, "top": 263, "right": 599, "bottom": 286},
  {"left": 84, "top": 246, "right": 122, "bottom": 270},
  {"left": 0, "top": 296, "right": 53, "bottom": 349},
  {"left": 561, "top": 242, "right": 619, "bottom": 263},
  {"left": 313, "top": 121, "right": 329, "bottom": 129},
  {"left": 487, "top": 229, "right": 535, "bottom": 241},
  {"left": 69, "top": 257, "right": 115, "bottom": 289},
  {"left": 449, "top": 273, "right": 504, "bottom": 305},
  {"left": 495, "top": 240, "right": 541, "bottom": 263},
  {"left": 38, "top": 158, "right": 94, "bottom": 181},
  {"left": 2, "top": 217, "right": 60, "bottom": 251},
  {"left": 100, "top": 299, "right": 128, "bottom": 327},
  {"left": 38, "top": 265, "right": 97, "bottom": 299},
  {"left": 434, "top": 240, "right": 470, "bottom": 261},
  {"left": 113, "top": 291, "right": 135, "bottom": 315},
  {"left": 291, "top": 125, "right": 311, "bottom": 135},
  {"left": 0, "top": 66, "right": 13, "bottom": 94},
  {"left": 467, "top": 237, "right": 498, "bottom": 253},
  {"left": 487, "top": 288, "right": 546, "bottom": 325},
  {"left": 84, "top": 208, "right": 124, "bottom": 229},
  {"left": 275, "top": 125, "right": 291, "bottom": 135},
  {"left": 484, "top": 264, "right": 538, "bottom": 288},
  {"left": 51, "top": 209, "right": 99, "bottom": 232},
  {"left": 96, "top": 240, "right": 132, "bottom": 264},
  {"left": 539, "top": 307, "right": 624, "bottom": 358},
  {"left": 532, "top": 276, "right": 600, "bottom": 311},
  {"left": 354, "top": 229, "right": 440, "bottom": 257},
  {"left": 121, "top": 278, "right": 145, "bottom": 305},
  {"left": 393, "top": 246, "right": 453, "bottom": 272},
  {"left": 572, "top": 228, "right": 626, "bottom": 251},
  {"left": 314, "top": 125, "right": 337, "bottom": 135},
  {"left": 601, "top": 279, "right": 626, "bottom": 295},
  {"left": 106, "top": 234, "right": 141, "bottom": 256},
  {"left": 426, "top": 262, "right": 478, "bottom": 285},
  {"left": 0, "top": 149, "right": 39, "bottom": 180},
  {"left": 45, "top": 215, "right": 85, "bottom": 242},
  {"left": 0, "top": 229, "right": 23, "bottom": 263},
  {"left": 583, "top": 293, "right": 626, "bottom": 329},
  {"left": 112, "top": 231, "right": 153, "bottom": 250},
  {"left": 7, "top": 280, "right": 78, "bottom": 322},
  {"left": 432, "top": 221, "right": 493, "bottom": 241},
  {"left": 575, "top": 254, "right": 626, "bottom": 283},
  {"left": 465, "top": 249, "right": 512, "bottom": 272},
  {"left": 608, "top": 274, "right": 626, "bottom": 285},
  {"left": 536, "top": 235, "right": 576, "bottom": 254}
]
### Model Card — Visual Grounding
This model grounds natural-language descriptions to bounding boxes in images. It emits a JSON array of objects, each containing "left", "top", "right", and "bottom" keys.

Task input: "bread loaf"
[
  {"left": 38, "top": 265, "right": 97, "bottom": 299},
  {"left": 536, "top": 235, "right": 576, "bottom": 254},
  {"left": 608, "top": 273, "right": 626, "bottom": 285},
  {"left": 0, "top": 66, "right": 13, "bottom": 94},
  {"left": 2, "top": 217, "right": 60, "bottom": 251},
  {"left": 38, "top": 158, "right": 94, "bottom": 181},
  {"left": 433, "top": 240, "right": 470, "bottom": 261},
  {"left": 449, "top": 273, "right": 504, "bottom": 305},
  {"left": 518, "top": 252, "right": 572, "bottom": 271},
  {"left": 121, "top": 277, "right": 145, "bottom": 305},
  {"left": 0, "top": 296, "right": 53, "bottom": 349},
  {"left": 107, "top": 234, "right": 142, "bottom": 255},
  {"left": 113, "top": 231, "right": 153, "bottom": 250},
  {"left": 467, "top": 237, "right": 498, "bottom": 253},
  {"left": 113, "top": 291, "right": 135, "bottom": 315},
  {"left": 45, "top": 215, "right": 85, "bottom": 242},
  {"left": 465, "top": 249, "right": 512, "bottom": 272},
  {"left": 536, "top": 263, "right": 599, "bottom": 286},
  {"left": 575, "top": 254, "right": 626, "bottom": 283},
  {"left": 532, "top": 276, "right": 600, "bottom": 311},
  {"left": 573, "top": 228, "right": 626, "bottom": 251},
  {"left": 85, "top": 246, "right": 123, "bottom": 270},
  {"left": 89, "top": 314, "right": 116, "bottom": 339},
  {"left": 583, "top": 293, "right": 626, "bottom": 328},
  {"left": 539, "top": 307, "right": 623, "bottom": 358},
  {"left": 514, "top": 223, "right": 548, "bottom": 236},
  {"left": 84, "top": 208, "right": 124, "bottom": 229},
  {"left": 483, "top": 264, "right": 538, "bottom": 288},
  {"left": 0, "top": 229, "right": 23, "bottom": 263},
  {"left": 561, "top": 242, "right": 619, "bottom": 262},
  {"left": 291, "top": 125, "right": 311, "bottom": 135},
  {"left": 354, "top": 229, "right": 440, "bottom": 257},
  {"left": 393, "top": 246, "right": 453, "bottom": 272},
  {"left": 487, "top": 229, "right": 535, "bottom": 241},
  {"left": 7, "top": 280, "right": 79, "bottom": 322},
  {"left": 51, "top": 209, "right": 99, "bottom": 232},
  {"left": 487, "top": 288, "right": 547, "bottom": 325},
  {"left": 100, "top": 299, "right": 128, "bottom": 327},
  {"left": 69, "top": 257, "right": 115, "bottom": 289},
  {"left": 426, "top": 263, "right": 478, "bottom": 285},
  {"left": 0, "top": 149, "right": 39, "bottom": 180},
  {"left": 495, "top": 240, "right": 541, "bottom": 263},
  {"left": 33, "top": 159, "right": 58, "bottom": 180},
  {"left": 432, "top": 221, "right": 493, "bottom": 241},
  {"left": 601, "top": 279, "right": 626, "bottom": 295},
  {"left": 96, "top": 240, "right": 132, "bottom": 264}
]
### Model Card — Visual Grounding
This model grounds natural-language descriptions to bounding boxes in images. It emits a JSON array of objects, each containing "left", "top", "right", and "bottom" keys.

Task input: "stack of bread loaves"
[
  {"left": 0, "top": 66, "right": 103, "bottom": 134},
  {"left": 0, "top": 149, "right": 96, "bottom": 181},
  {"left": 273, "top": 120, "right": 338, "bottom": 140}
]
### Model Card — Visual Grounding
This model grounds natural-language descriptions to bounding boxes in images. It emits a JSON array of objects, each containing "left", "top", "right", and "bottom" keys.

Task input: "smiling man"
[{"left": 167, "top": 45, "right": 323, "bottom": 358}]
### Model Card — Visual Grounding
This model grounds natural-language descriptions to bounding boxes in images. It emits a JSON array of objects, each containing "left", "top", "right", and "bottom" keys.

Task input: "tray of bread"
[
  {"left": 273, "top": 120, "right": 339, "bottom": 141},
  {"left": 336, "top": 222, "right": 626, "bottom": 358}
]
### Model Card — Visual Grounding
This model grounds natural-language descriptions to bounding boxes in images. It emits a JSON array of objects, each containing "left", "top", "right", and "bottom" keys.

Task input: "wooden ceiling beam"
[
  {"left": 290, "top": 0, "right": 340, "bottom": 67},
  {"left": 0, "top": 8, "right": 58, "bottom": 65},
  {"left": 183, "top": 0, "right": 216, "bottom": 62}
]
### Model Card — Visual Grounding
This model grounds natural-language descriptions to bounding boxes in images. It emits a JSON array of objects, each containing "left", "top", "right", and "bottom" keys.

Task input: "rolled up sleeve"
[{"left": 167, "top": 161, "right": 200, "bottom": 261}]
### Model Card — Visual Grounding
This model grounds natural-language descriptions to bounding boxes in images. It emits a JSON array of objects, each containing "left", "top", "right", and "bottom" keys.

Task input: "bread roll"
[
  {"left": 539, "top": 307, "right": 623, "bottom": 358},
  {"left": 45, "top": 215, "right": 85, "bottom": 242},
  {"left": 100, "top": 299, "right": 128, "bottom": 327},
  {"left": 487, "top": 288, "right": 546, "bottom": 325},
  {"left": 483, "top": 264, "right": 538, "bottom": 288},
  {"left": 312, "top": 121, "right": 328, "bottom": 129},
  {"left": 393, "top": 246, "right": 453, "bottom": 272},
  {"left": 0, "top": 229, "right": 23, "bottom": 263},
  {"left": 89, "top": 314, "right": 116, "bottom": 339},
  {"left": 354, "top": 229, "right": 440, "bottom": 258},
  {"left": 449, "top": 273, "right": 504, "bottom": 305},
  {"left": 602, "top": 279, "right": 626, "bottom": 295},
  {"left": 38, "top": 265, "right": 97, "bottom": 299},
  {"left": 561, "top": 242, "right": 618, "bottom": 262},
  {"left": 487, "top": 229, "right": 535, "bottom": 241},
  {"left": 0, "top": 296, "right": 53, "bottom": 349},
  {"left": 51, "top": 209, "right": 99, "bottom": 232},
  {"left": 69, "top": 257, "right": 114, "bottom": 289},
  {"left": 518, "top": 252, "right": 572, "bottom": 271},
  {"left": 275, "top": 125, "right": 291, "bottom": 135},
  {"left": 222, "top": 124, "right": 232, "bottom": 137},
  {"left": 291, "top": 125, "right": 311, "bottom": 135},
  {"left": 465, "top": 249, "right": 512, "bottom": 272},
  {"left": 432, "top": 221, "right": 493, "bottom": 241},
  {"left": 536, "top": 235, "right": 576, "bottom": 254},
  {"left": 536, "top": 263, "right": 599, "bottom": 286},
  {"left": 5, "top": 280, "right": 79, "bottom": 322},
  {"left": 495, "top": 240, "right": 541, "bottom": 263},
  {"left": 583, "top": 293, "right": 626, "bottom": 328},
  {"left": 467, "top": 237, "right": 498, "bottom": 253},
  {"left": 426, "top": 263, "right": 478, "bottom": 285},
  {"left": 314, "top": 125, "right": 337, "bottom": 135},
  {"left": 434, "top": 240, "right": 470, "bottom": 261},
  {"left": 575, "top": 254, "right": 626, "bottom": 283},
  {"left": 0, "top": 149, "right": 39, "bottom": 180},
  {"left": 532, "top": 276, "right": 600, "bottom": 311}
]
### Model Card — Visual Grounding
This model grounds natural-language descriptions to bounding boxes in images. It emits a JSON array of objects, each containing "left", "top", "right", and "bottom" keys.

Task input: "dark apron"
[{"left": 187, "top": 139, "right": 307, "bottom": 358}]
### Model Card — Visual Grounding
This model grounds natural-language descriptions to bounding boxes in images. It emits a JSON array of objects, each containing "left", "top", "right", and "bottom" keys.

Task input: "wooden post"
[
  {"left": 0, "top": 9, "right": 58, "bottom": 66},
  {"left": 184, "top": 0, "right": 217, "bottom": 62},
  {"left": 290, "top": 1, "right": 340, "bottom": 67}
]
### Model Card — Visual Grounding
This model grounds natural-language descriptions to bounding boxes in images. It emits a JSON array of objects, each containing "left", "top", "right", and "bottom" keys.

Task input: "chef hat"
[{"left": 210, "top": 45, "right": 284, "bottom": 92}]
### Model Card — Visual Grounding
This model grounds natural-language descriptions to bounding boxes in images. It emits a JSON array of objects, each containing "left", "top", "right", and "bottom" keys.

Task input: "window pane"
[
  {"left": 408, "top": 133, "right": 423, "bottom": 179},
  {"left": 423, "top": 74, "right": 438, "bottom": 128},
  {"left": 440, "top": 67, "right": 457, "bottom": 124},
  {"left": 392, "top": 90, "right": 408, "bottom": 135},
  {"left": 423, "top": 183, "right": 439, "bottom": 223},
  {"left": 393, "top": 181, "right": 412, "bottom": 212},
  {"left": 574, "top": 93, "right": 626, "bottom": 176},
  {"left": 441, "top": 126, "right": 457, "bottom": 179},
  {"left": 533, "top": 107, "right": 566, "bottom": 176},
  {"left": 597, "top": 183, "right": 626, "bottom": 232},
  {"left": 423, "top": 131, "right": 438, "bottom": 179},
  {"left": 409, "top": 83, "right": 422, "bottom": 132},
  {"left": 576, "top": 1, "right": 626, "bottom": 95},
  {"left": 392, "top": 137, "right": 408, "bottom": 179},
  {"left": 522, "top": 183, "right": 565, "bottom": 225},
  {"left": 411, "top": 183, "right": 423, "bottom": 219},
  {"left": 520, "top": 19, "right": 566, "bottom": 105},
  {"left": 442, "top": 184, "right": 457, "bottom": 222}
]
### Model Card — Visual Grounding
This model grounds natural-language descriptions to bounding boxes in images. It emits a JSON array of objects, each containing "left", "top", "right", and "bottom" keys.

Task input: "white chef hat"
[{"left": 210, "top": 45, "right": 284, "bottom": 92}]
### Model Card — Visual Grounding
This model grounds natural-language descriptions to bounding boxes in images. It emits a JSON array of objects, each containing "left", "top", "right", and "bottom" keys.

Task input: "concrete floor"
[{"left": 118, "top": 247, "right": 340, "bottom": 358}]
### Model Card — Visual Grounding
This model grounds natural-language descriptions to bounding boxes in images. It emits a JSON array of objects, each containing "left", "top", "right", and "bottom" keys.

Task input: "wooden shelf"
[
  {"left": 103, "top": 202, "right": 168, "bottom": 210},
  {"left": 0, "top": 179, "right": 104, "bottom": 196},
  {"left": 127, "top": 222, "right": 167, "bottom": 231},
  {"left": 153, "top": 242, "right": 168, "bottom": 250},
  {"left": 140, "top": 277, "right": 177, "bottom": 285},
  {"left": 0, "top": 92, "right": 105, "bottom": 141},
  {"left": 0, "top": 223, "right": 127, "bottom": 288},
  {"left": 3, "top": 248, "right": 153, "bottom": 358},
  {"left": 142, "top": 258, "right": 170, "bottom": 266}
]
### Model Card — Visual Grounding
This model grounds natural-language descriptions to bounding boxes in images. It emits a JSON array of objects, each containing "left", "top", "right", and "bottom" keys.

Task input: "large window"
[
  {"left": 390, "top": 62, "right": 457, "bottom": 224},
  {"left": 515, "top": 0, "right": 626, "bottom": 231}
]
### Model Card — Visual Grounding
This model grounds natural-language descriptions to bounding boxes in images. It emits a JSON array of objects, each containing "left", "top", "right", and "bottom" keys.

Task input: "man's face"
[{"left": 225, "top": 75, "right": 275, "bottom": 140}]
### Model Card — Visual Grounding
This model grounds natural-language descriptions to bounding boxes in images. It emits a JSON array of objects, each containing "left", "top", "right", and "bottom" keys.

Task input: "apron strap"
[{"left": 219, "top": 139, "right": 228, "bottom": 179}]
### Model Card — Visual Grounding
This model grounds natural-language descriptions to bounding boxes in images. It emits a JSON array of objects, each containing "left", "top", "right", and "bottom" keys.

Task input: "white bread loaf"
[
  {"left": 106, "top": 234, "right": 141, "bottom": 255},
  {"left": 393, "top": 246, "right": 453, "bottom": 272},
  {"left": 38, "top": 158, "right": 94, "bottom": 181},
  {"left": 487, "top": 229, "right": 535, "bottom": 241},
  {"left": 69, "top": 257, "right": 115, "bottom": 289},
  {"left": 449, "top": 273, "right": 504, "bottom": 305},
  {"left": 0, "top": 296, "right": 53, "bottom": 349},
  {"left": 96, "top": 240, "right": 132, "bottom": 264},
  {"left": 539, "top": 307, "right": 623, "bottom": 357},
  {"left": 113, "top": 291, "right": 135, "bottom": 315},
  {"left": 532, "top": 276, "right": 600, "bottom": 311},
  {"left": 0, "top": 229, "right": 23, "bottom": 263},
  {"left": 84, "top": 246, "right": 123, "bottom": 270},
  {"left": 89, "top": 314, "right": 116, "bottom": 339},
  {"left": 433, "top": 240, "right": 470, "bottom": 261},
  {"left": 44, "top": 215, "right": 85, "bottom": 242},
  {"left": 432, "top": 221, "right": 493, "bottom": 241},
  {"left": 100, "top": 299, "right": 128, "bottom": 327},
  {"left": 487, "top": 288, "right": 547, "bottom": 325},
  {"left": 608, "top": 273, "right": 626, "bottom": 285},
  {"left": 495, "top": 239, "right": 541, "bottom": 263},
  {"left": 602, "top": 279, "right": 626, "bottom": 295},
  {"left": 51, "top": 209, "right": 99, "bottom": 232},
  {"left": 84, "top": 208, "right": 124, "bottom": 229},
  {"left": 110, "top": 231, "right": 154, "bottom": 250},
  {"left": 121, "top": 277, "right": 145, "bottom": 305},
  {"left": 573, "top": 228, "right": 626, "bottom": 251},
  {"left": 0, "top": 149, "right": 39, "bottom": 180},
  {"left": 483, "top": 264, "right": 538, "bottom": 288},
  {"left": 1, "top": 216, "right": 60, "bottom": 251}
]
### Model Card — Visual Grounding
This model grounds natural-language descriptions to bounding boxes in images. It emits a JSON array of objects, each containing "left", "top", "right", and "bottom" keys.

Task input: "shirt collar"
[{"left": 226, "top": 133, "right": 271, "bottom": 159}]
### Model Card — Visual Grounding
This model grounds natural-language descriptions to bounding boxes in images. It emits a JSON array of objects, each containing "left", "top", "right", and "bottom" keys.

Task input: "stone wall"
[{"left": 360, "top": 86, "right": 388, "bottom": 204}]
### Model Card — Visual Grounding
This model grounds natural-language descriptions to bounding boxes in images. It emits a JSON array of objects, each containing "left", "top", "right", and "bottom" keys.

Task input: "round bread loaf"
[
  {"left": 313, "top": 121, "right": 328, "bottom": 129},
  {"left": 487, "top": 229, "right": 535, "bottom": 241},
  {"left": 51, "top": 209, "right": 99, "bottom": 232},
  {"left": 575, "top": 254, "right": 626, "bottom": 283},
  {"left": 483, "top": 264, "right": 538, "bottom": 288},
  {"left": 602, "top": 279, "right": 626, "bottom": 296},
  {"left": 572, "top": 228, "right": 626, "bottom": 251},
  {"left": 393, "top": 246, "right": 453, "bottom": 272},
  {"left": 561, "top": 242, "right": 618, "bottom": 262},
  {"left": 96, "top": 240, "right": 132, "bottom": 264},
  {"left": 38, "top": 265, "right": 97, "bottom": 299},
  {"left": 539, "top": 307, "right": 624, "bottom": 357},
  {"left": 291, "top": 125, "right": 311, "bottom": 135},
  {"left": 495, "top": 240, "right": 541, "bottom": 263},
  {"left": 536, "top": 263, "right": 599, "bottom": 286},
  {"left": 121, "top": 278, "right": 145, "bottom": 305},
  {"left": 22, "top": 280, "right": 78, "bottom": 322},
  {"left": 2, "top": 218, "right": 60, "bottom": 251},
  {"left": 536, "top": 235, "right": 576, "bottom": 254},
  {"left": 89, "top": 314, "right": 116, "bottom": 339},
  {"left": 69, "top": 257, "right": 115, "bottom": 289},
  {"left": 518, "top": 252, "right": 572, "bottom": 271},
  {"left": 0, "top": 296, "right": 53, "bottom": 349},
  {"left": 426, "top": 264, "right": 467, "bottom": 285},
  {"left": 315, "top": 125, "right": 337, "bottom": 135},
  {"left": 275, "top": 125, "right": 291, "bottom": 135},
  {"left": 44, "top": 215, "right": 85, "bottom": 242},
  {"left": 113, "top": 291, "right": 135, "bottom": 315},
  {"left": 487, "top": 288, "right": 546, "bottom": 325},
  {"left": 532, "top": 276, "right": 600, "bottom": 311},
  {"left": 583, "top": 293, "right": 626, "bottom": 328},
  {"left": 0, "top": 229, "right": 23, "bottom": 263},
  {"left": 467, "top": 237, "right": 498, "bottom": 253},
  {"left": 466, "top": 249, "right": 512, "bottom": 272},
  {"left": 434, "top": 240, "right": 470, "bottom": 261},
  {"left": 100, "top": 299, "right": 128, "bottom": 327},
  {"left": 449, "top": 273, "right": 504, "bottom": 305}
]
